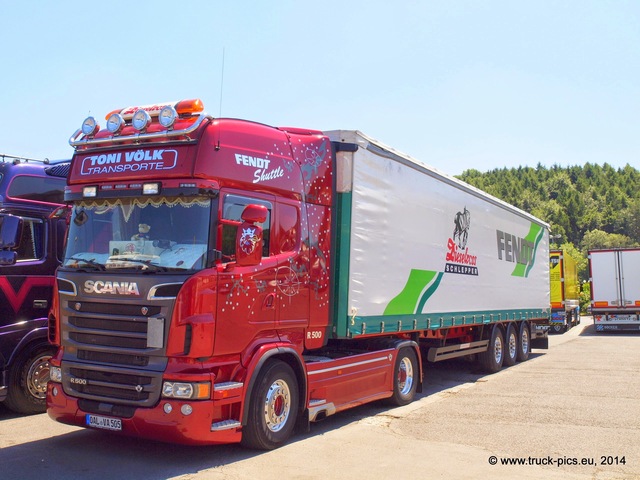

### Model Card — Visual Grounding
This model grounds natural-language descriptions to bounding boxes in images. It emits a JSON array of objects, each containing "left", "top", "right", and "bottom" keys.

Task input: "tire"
[
  {"left": 241, "top": 360, "right": 299, "bottom": 450},
  {"left": 479, "top": 326, "right": 504, "bottom": 373},
  {"left": 516, "top": 322, "right": 531, "bottom": 362},
  {"left": 385, "top": 347, "right": 418, "bottom": 406},
  {"left": 503, "top": 324, "right": 517, "bottom": 367},
  {"left": 4, "top": 344, "right": 55, "bottom": 414}
]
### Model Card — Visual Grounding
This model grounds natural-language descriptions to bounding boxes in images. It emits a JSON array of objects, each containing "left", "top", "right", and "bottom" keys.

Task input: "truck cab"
[{"left": 0, "top": 156, "right": 69, "bottom": 413}]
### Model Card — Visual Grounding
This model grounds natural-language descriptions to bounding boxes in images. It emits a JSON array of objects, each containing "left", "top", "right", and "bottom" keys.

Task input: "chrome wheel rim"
[
  {"left": 27, "top": 354, "right": 52, "bottom": 399},
  {"left": 521, "top": 328, "right": 530, "bottom": 355},
  {"left": 508, "top": 332, "right": 517, "bottom": 359},
  {"left": 264, "top": 379, "right": 291, "bottom": 433},
  {"left": 397, "top": 356, "right": 414, "bottom": 396},
  {"left": 493, "top": 336, "right": 503, "bottom": 364}
]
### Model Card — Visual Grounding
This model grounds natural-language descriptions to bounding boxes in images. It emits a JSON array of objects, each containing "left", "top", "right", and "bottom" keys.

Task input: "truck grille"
[
  {"left": 60, "top": 296, "right": 173, "bottom": 406},
  {"left": 63, "top": 363, "right": 162, "bottom": 406},
  {"left": 65, "top": 301, "right": 166, "bottom": 360}
]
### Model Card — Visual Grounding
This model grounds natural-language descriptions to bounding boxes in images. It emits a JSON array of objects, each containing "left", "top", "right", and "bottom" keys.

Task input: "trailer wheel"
[
  {"left": 503, "top": 324, "right": 517, "bottom": 367},
  {"left": 479, "top": 326, "right": 504, "bottom": 373},
  {"left": 4, "top": 344, "right": 55, "bottom": 414},
  {"left": 516, "top": 322, "right": 530, "bottom": 362},
  {"left": 385, "top": 347, "right": 418, "bottom": 406},
  {"left": 241, "top": 360, "right": 299, "bottom": 450}
]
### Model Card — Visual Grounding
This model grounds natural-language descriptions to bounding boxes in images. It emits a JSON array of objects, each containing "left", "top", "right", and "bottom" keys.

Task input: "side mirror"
[
  {"left": 235, "top": 204, "right": 268, "bottom": 267},
  {"left": 0, "top": 214, "right": 22, "bottom": 266},
  {"left": 0, "top": 214, "right": 22, "bottom": 249},
  {"left": 0, "top": 250, "right": 17, "bottom": 266}
]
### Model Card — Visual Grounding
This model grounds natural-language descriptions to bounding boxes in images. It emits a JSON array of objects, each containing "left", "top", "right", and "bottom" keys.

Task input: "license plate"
[
  {"left": 609, "top": 314, "right": 637, "bottom": 322},
  {"left": 86, "top": 414, "right": 122, "bottom": 431}
]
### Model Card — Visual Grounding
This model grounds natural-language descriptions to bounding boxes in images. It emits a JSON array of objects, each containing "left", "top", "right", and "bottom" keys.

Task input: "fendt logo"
[
  {"left": 445, "top": 207, "right": 478, "bottom": 276},
  {"left": 80, "top": 149, "right": 178, "bottom": 175},
  {"left": 496, "top": 222, "right": 545, "bottom": 278},
  {"left": 84, "top": 280, "right": 140, "bottom": 296},
  {"left": 234, "top": 153, "right": 284, "bottom": 184}
]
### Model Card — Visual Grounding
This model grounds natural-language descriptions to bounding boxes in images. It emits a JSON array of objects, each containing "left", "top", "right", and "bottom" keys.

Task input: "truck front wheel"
[
  {"left": 241, "top": 360, "right": 299, "bottom": 450},
  {"left": 385, "top": 347, "right": 418, "bottom": 406},
  {"left": 4, "top": 344, "right": 55, "bottom": 414}
]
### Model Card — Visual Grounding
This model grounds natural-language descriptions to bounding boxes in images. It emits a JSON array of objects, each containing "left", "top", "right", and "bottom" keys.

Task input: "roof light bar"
[{"left": 70, "top": 98, "right": 209, "bottom": 147}]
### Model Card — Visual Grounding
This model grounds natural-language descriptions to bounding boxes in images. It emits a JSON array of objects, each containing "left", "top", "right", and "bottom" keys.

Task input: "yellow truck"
[{"left": 549, "top": 249, "right": 580, "bottom": 333}]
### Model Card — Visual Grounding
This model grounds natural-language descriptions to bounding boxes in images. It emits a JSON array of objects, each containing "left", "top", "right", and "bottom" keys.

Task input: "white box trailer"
[
  {"left": 328, "top": 130, "right": 550, "bottom": 365},
  {"left": 589, "top": 248, "right": 640, "bottom": 332}
]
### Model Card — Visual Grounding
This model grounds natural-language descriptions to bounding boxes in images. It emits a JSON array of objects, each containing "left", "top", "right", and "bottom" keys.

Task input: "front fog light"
[{"left": 50, "top": 366, "right": 62, "bottom": 383}]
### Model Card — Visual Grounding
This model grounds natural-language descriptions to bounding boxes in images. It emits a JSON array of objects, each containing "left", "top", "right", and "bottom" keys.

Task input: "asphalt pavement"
[{"left": 1, "top": 318, "right": 638, "bottom": 479}]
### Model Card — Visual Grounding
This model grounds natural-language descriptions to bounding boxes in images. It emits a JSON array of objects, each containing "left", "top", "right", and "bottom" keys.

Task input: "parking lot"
[{"left": 1, "top": 318, "right": 638, "bottom": 480}]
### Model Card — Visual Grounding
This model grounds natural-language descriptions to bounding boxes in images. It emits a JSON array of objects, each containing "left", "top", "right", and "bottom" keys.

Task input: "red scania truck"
[{"left": 47, "top": 99, "right": 549, "bottom": 448}]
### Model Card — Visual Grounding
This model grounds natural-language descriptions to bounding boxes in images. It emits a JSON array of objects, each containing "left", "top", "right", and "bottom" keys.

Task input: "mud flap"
[{"left": 531, "top": 336, "right": 549, "bottom": 350}]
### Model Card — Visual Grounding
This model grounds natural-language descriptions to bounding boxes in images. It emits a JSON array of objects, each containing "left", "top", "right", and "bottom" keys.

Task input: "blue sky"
[{"left": 1, "top": 1, "right": 639, "bottom": 175}]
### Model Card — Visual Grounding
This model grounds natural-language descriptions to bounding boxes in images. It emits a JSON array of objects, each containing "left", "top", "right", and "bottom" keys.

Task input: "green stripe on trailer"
[
  {"left": 332, "top": 192, "right": 353, "bottom": 338},
  {"left": 346, "top": 308, "right": 548, "bottom": 338},
  {"left": 512, "top": 222, "right": 545, "bottom": 278},
  {"left": 384, "top": 269, "right": 444, "bottom": 315}
]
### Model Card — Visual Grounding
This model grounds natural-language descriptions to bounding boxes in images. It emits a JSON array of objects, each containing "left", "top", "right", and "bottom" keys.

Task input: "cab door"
[
  {"left": 0, "top": 213, "right": 54, "bottom": 327},
  {"left": 213, "top": 191, "right": 278, "bottom": 356},
  {"left": 273, "top": 200, "right": 309, "bottom": 336}
]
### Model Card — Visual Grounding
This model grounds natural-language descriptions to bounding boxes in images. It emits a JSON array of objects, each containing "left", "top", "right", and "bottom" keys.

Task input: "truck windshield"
[{"left": 62, "top": 196, "right": 212, "bottom": 272}]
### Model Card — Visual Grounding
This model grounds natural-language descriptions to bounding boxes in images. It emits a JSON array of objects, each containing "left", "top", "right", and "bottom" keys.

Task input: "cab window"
[
  {"left": 8, "top": 175, "right": 66, "bottom": 204},
  {"left": 16, "top": 217, "right": 45, "bottom": 261},
  {"left": 220, "top": 194, "right": 272, "bottom": 260}
]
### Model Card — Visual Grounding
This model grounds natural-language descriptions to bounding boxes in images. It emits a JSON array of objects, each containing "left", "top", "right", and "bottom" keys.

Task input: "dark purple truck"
[{"left": 0, "top": 155, "right": 69, "bottom": 413}]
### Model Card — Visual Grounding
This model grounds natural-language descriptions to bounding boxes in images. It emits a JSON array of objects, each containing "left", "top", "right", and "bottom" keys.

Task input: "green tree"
[{"left": 580, "top": 229, "right": 637, "bottom": 252}]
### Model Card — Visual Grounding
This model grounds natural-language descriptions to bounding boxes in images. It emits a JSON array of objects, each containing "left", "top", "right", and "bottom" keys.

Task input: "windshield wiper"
[
  {"left": 66, "top": 257, "right": 107, "bottom": 271},
  {"left": 108, "top": 257, "right": 169, "bottom": 272}
]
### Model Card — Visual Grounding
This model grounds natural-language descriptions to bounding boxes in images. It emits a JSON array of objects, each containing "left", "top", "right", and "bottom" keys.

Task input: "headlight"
[
  {"left": 106, "top": 113, "right": 125, "bottom": 133},
  {"left": 162, "top": 381, "right": 210, "bottom": 399},
  {"left": 132, "top": 109, "right": 151, "bottom": 131},
  {"left": 50, "top": 366, "right": 62, "bottom": 383},
  {"left": 81, "top": 116, "right": 99, "bottom": 136},
  {"left": 158, "top": 105, "right": 178, "bottom": 128}
]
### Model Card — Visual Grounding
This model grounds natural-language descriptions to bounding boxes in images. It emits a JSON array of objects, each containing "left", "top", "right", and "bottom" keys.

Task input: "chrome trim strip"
[
  {"left": 307, "top": 355, "right": 391, "bottom": 376},
  {"left": 148, "top": 282, "right": 183, "bottom": 301},
  {"left": 214, "top": 382, "right": 244, "bottom": 391},
  {"left": 211, "top": 419, "right": 241, "bottom": 431}
]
